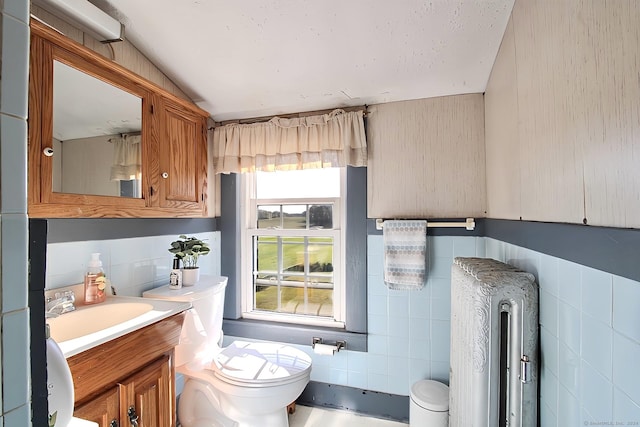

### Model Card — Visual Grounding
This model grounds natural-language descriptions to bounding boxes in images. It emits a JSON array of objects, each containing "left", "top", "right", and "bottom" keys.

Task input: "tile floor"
[{"left": 288, "top": 405, "right": 408, "bottom": 427}]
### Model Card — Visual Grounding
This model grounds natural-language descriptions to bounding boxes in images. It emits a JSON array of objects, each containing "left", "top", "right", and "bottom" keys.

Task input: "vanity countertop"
[{"left": 48, "top": 295, "right": 191, "bottom": 358}]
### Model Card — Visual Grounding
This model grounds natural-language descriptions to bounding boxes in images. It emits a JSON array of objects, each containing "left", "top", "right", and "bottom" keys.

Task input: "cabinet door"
[
  {"left": 120, "top": 355, "right": 173, "bottom": 427},
  {"left": 74, "top": 387, "right": 120, "bottom": 427},
  {"left": 157, "top": 96, "right": 207, "bottom": 215}
]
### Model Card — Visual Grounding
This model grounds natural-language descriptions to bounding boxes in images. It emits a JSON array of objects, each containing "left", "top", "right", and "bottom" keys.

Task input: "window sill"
[{"left": 222, "top": 318, "right": 367, "bottom": 352}]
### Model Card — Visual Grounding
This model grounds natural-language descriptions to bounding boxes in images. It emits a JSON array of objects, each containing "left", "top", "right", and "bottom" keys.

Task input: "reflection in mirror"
[{"left": 52, "top": 60, "right": 143, "bottom": 198}]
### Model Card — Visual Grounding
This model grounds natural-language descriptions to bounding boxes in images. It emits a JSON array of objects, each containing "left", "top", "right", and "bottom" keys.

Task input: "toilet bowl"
[
  {"left": 410, "top": 380, "right": 449, "bottom": 427},
  {"left": 179, "top": 341, "right": 311, "bottom": 427},
  {"left": 143, "top": 276, "right": 312, "bottom": 427}
]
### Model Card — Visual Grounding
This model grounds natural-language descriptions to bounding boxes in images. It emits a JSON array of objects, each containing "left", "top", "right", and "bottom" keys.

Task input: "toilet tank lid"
[
  {"left": 411, "top": 380, "right": 449, "bottom": 411},
  {"left": 143, "top": 275, "right": 227, "bottom": 302}
]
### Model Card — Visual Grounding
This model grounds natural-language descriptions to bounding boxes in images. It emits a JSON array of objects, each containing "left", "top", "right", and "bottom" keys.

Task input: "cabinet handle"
[
  {"left": 110, "top": 420, "right": 118, "bottom": 427},
  {"left": 43, "top": 147, "right": 54, "bottom": 157},
  {"left": 161, "top": 172, "right": 169, "bottom": 179},
  {"left": 127, "top": 406, "right": 139, "bottom": 427}
]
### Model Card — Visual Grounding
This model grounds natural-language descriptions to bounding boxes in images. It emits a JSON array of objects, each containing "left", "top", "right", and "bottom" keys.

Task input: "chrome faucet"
[{"left": 46, "top": 290, "right": 76, "bottom": 317}]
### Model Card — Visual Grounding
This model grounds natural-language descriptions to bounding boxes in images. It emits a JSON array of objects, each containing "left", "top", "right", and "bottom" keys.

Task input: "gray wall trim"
[
  {"left": 220, "top": 174, "right": 242, "bottom": 318},
  {"left": 223, "top": 319, "right": 367, "bottom": 352},
  {"left": 485, "top": 218, "right": 640, "bottom": 283},
  {"left": 46, "top": 218, "right": 217, "bottom": 243},
  {"left": 367, "top": 217, "right": 485, "bottom": 236},
  {"left": 298, "top": 381, "right": 409, "bottom": 422},
  {"left": 345, "top": 167, "right": 367, "bottom": 333}
]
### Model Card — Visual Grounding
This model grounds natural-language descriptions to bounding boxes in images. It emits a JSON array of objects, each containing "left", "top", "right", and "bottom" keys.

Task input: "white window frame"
[{"left": 240, "top": 169, "right": 347, "bottom": 328}]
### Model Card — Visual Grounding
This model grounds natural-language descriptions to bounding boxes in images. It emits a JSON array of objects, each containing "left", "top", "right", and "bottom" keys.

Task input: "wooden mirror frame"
[
  {"left": 29, "top": 19, "right": 153, "bottom": 217},
  {"left": 29, "top": 19, "right": 209, "bottom": 218}
]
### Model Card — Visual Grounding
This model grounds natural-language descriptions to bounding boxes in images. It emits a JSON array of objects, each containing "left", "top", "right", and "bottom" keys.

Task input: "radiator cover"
[{"left": 450, "top": 257, "right": 539, "bottom": 427}]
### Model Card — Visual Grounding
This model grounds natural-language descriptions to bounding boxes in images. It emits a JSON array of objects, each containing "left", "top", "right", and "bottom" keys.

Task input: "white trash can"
[{"left": 409, "top": 380, "right": 449, "bottom": 427}]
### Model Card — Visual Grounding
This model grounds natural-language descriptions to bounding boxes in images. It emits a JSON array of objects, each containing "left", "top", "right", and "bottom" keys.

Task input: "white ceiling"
[{"left": 98, "top": 0, "right": 515, "bottom": 122}]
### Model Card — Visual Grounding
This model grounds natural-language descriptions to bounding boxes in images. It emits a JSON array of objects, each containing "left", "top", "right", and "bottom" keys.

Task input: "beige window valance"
[
  {"left": 212, "top": 109, "right": 367, "bottom": 174},
  {"left": 109, "top": 135, "right": 141, "bottom": 181}
]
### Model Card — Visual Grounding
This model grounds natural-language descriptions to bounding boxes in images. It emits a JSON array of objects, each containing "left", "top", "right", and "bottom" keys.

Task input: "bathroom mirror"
[
  {"left": 30, "top": 18, "right": 209, "bottom": 218},
  {"left": 51, "top": 60, "right": 143, "bottom": 198}
]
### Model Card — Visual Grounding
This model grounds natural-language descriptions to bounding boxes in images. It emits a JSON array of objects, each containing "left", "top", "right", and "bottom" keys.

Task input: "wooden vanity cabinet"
[
  {"left": 75, "top": 356, "right": 172, "bottom": 427},
  {"left": 74, "top": 387, "right": 119, "bottom": 427},
  {"left": 28, "top": 19, "right": 209, "bottom": 218},
  {"left": 68, "top": 313, "right": 184, "bottom": 427},
  {"left": 121, "top": 355, "right": 173, "bottom": 427}
]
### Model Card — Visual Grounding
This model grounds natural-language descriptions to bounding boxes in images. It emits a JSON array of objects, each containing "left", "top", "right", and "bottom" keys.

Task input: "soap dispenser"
[{"left": 84, "top": 252, "right": 106, "bottom": 304}]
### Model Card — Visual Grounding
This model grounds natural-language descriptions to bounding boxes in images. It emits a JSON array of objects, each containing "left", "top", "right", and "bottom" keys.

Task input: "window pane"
[
  {"left": 256, "top": 236, "right": 277, "bottom": 272},
  {"left": 253, "top": 234, "right": 334, "bottom": 318},
  {"left": 255, "top": 285, "right": 278, "bottom": 312},
  {"left": 282, "top": 237, "right": 305, "bottom": 276},
  {"left": 257, "top": 205, "right": 281, "bottom": 229},
  {"left": 282, "top": 205, "right": 307, "bottom": 229},
  {"left": 308, "top": 204, "right": 333, "bottom": 229},
  {"left": 256, "top": 168, "right": 340, "bottom": 199},
  {"left": 280, "top": 286, "right": 333, "bottom": 317},
  {"left": 307, "top": 288, "right": 333, "bottom": 317}
]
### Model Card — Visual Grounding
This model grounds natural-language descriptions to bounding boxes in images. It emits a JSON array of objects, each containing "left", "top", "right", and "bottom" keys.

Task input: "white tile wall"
[
  {"left": 226, "top": 235, "right": 484, "bottom": 397},
  {"left": 50, "top": 228, "right": 637, "bottom": 426},
  {"left": 0, "top": 1, "right": 30, "bottom": 424},
  {"left": 486, "top": 238, "right": 640, "bottom": 426},
  {"left": 46, "top": 232, "right": 222, "bottom": 296}
]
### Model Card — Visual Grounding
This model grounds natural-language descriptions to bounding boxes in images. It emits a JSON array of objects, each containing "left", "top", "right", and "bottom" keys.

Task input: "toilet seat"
[
  {"left": 212, "top": 341, "right": 311, "bottom": 387},
  {"left": 180, "top": 341, "right": 312, "bottom": 388}
]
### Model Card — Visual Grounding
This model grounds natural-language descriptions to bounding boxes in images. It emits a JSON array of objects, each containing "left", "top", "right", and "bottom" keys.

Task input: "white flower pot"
[{"left": 181, "top": 268, "right": 200, "bottom": 286}]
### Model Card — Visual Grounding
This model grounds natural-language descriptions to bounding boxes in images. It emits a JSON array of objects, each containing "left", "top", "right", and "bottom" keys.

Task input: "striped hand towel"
[{"left": 383, "top": 220, "right": 427, "bottom": 290}]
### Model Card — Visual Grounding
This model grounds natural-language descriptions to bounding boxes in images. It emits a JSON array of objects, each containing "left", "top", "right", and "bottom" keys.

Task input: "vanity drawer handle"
[
  {"left": 110, "top": 420, "right": 118, "bottom": 427},
  {"left": 161, "top": 172, "right": 169, "bottom": 179},
  {"left": 128, "top": 406, "right": 139, "bottom": 427}
]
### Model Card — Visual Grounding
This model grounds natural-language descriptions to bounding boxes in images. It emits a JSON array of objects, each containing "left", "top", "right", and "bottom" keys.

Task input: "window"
[{"left": 241, "top": 168, "right": 345, "bottom": 328}]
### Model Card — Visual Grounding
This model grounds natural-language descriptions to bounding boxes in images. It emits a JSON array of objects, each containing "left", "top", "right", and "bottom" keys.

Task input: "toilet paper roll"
[{"left": 313, "top": 343, "right": 336, "bottom": 355}]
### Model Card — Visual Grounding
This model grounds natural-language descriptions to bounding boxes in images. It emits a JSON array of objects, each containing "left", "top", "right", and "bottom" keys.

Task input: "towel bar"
[{"left": 375, "top": 218, "right": 475, "bottom": 231}]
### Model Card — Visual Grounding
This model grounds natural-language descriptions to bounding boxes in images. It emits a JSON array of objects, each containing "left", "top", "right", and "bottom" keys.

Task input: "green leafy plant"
[{"left": 168, "top": 235, "right": 211, "bottom": 269}]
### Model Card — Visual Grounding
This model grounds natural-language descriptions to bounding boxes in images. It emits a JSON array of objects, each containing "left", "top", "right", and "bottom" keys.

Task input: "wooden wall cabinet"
[
  {"left": 154, "top": 96, "right": 208, "bottom": 211},
  {"left": 68, "top": 313, "right": 184, "bottom": 427},
  {"left": 28, "top": 19, "right": 209, "bottom": 218}
]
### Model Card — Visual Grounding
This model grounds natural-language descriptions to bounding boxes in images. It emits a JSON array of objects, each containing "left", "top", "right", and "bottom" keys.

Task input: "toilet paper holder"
[{"left": 312, "top": 337, "right": 346, "bottom": 353}]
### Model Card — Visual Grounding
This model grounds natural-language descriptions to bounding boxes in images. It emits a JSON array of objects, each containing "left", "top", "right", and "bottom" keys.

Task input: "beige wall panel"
[
  {"left": 575, "top": 1, "right": 640, "bottom": 228},
  {"left": 511, "top": 0, "right": 585, "bottom": 224},
  {"left": 32, "top": 5, "right": 83, "bottom": 43},
  {"left": 79, "top": 34, "right": 112, "bottom": 59},
  {"left": 367, "top": 95, "right": 486, "bottom": 219},
  {"left": 484, "top": 17, "right": 521, "bottom": 220},
  {"left": 31, "top": 8, "right": 191, "bottom": 102},
  {"left": 60, "top": 136, "right": 119, "bottom": 196}
]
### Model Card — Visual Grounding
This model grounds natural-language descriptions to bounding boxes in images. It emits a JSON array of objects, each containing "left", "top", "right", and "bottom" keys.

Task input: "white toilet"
[
  {"left": 409, "top": 380, "right": 449, "bottom": 426},
  {"left": 143, "top": 276, "right": 312, "bottom": 427}
]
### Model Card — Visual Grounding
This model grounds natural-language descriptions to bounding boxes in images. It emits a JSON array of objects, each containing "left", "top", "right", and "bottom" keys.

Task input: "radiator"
[{"left": 449, "top": 257, "right": 538, "bottom": 427}]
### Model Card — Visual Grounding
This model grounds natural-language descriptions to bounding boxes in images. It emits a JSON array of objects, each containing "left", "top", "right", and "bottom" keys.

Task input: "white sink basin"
[{"left": 48, "top": 296, "right": 191, "bottom": 358}]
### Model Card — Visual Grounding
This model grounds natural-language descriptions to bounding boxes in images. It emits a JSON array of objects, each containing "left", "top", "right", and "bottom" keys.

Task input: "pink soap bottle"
[{"left": 84, "top": 253, "right": 106, "bottom": 304}]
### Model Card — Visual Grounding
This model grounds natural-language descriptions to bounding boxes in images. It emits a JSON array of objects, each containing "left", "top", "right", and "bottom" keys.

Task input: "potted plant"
[{"left": 169, "top": 235, "right": 210, "bottom": 285}]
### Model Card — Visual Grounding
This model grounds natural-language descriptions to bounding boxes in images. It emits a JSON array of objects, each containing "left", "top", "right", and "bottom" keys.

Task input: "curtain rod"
[
  {"left": 212, "top": 105, "right": 369, "bottom": 128},
  {"left": 375, "top": 218, "right": 476, "bottom": 231}
]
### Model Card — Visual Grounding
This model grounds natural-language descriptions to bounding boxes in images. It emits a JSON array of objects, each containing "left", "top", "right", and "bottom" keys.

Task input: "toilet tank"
[{"left": 143, "top": 276, "right": 228, "bottom": 367}]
